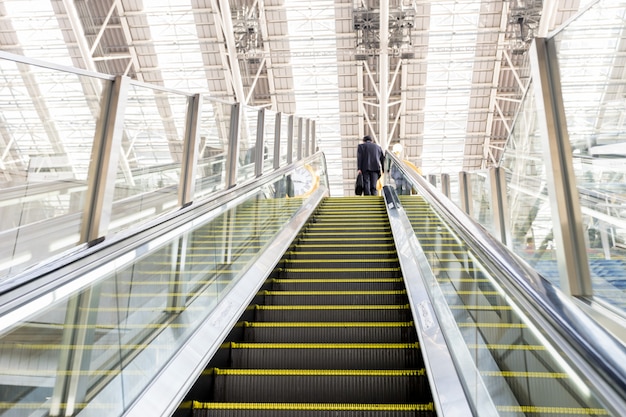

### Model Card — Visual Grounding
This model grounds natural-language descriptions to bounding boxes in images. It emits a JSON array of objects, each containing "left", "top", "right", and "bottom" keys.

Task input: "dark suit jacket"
[{"left": 357, "top": 141, "right": 384, "bottom": 173}]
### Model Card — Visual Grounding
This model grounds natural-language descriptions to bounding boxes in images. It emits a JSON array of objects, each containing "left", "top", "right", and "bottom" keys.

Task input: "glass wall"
[
  {"left": 0, "top": 164, "right": 326, "bottom": 417},
  {"left": 0, "top": 56, "right": 109, "bottom": 280},
  {"left": 195, "top": 98, "right": 232, "bottom": 199},
  {"left": 108, "top": 83, "right": 189, "bottom": 234},
  {"left": 263, "top": 110, "right": 277, "bottom": 174},
  {"left": 500, "top": 86, "right": 558, "bottom": 283},
  {"left": 552, "top": 0, "right": 626, "bottom": 309},
  {"left": 0, "top": 52, "right": 315, "bottom": 285},
  {"left": 497, "top": 1, "right": 626, "bottom": 311}
]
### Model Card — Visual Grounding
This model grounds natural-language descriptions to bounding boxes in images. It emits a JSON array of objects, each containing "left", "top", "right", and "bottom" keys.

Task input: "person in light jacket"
[{"left": 357, "top": 135, "right": 384, "bottom": 196}]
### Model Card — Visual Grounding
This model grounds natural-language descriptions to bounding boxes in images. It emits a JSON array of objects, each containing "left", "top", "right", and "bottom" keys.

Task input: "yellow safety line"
[
  {"left": 243, "top": 321, "right": 414, "bottom": 328},
  {"left": 271, "top": 278, "right": 402, "bottom": 283},
  {"left": 468, "top": 343, "right": 546, "bottom": 351},
  {"left": 193, "top": 402, "right": 434, "bottom": 411},
  {"left": 294, "top": 243, "right": 395, "bottom": 248},
  {"left": 449, "top": 305, "right": 512, "bottom": 311},
  {"left": 483, "top": 370, "right": 569, "bottom": 379},
  {"left": 283, "top": 259, "right": 399, "bottom": 264},
  {"left": 496, "top": 405, "right": 608, "bottom": 415},
  {"left": 285, "top": 251, "right": 396, "bottom": 256},
  {"left": 458, "top": 322, "right": 527, "bottom": 329},
  {"left": 229, "top": 342, "right": 420, "bottom": 349},
  {"left": 438, "top": 278, "right": 491, "bottom": 283},
  {"left": 255, "top": 304, "right": 409, "bottom": 310},
  {"left": 118, "top": 280, "right": 230, "bottom": 285},
  {"left": 441, "top": 290, "right": 500, "bottom": 296},
  {"left": 0, "top": 402, "right": 121, "bottom": 410},
  {"left": 433, "top": 267, "right": 482, "bottom": 272},
  {"left": 263, "top": 290, "right": 406, "bottom": 295},
  {"left": 100, "top": 292, "right": 220, "bottom": 297},
  {"left": 13, "top": 343, "right": 173, "bottom": 350},
  {"left": 277, "top": 267, "right": 401, "bottom": 273},
  {"left": 212, "top": 368, "right": 425, "bottom": 376}
]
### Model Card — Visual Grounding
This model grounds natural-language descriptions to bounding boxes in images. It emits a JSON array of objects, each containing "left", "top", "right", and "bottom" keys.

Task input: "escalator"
[
  {"left": 398, "top": 195, "right": 612, "bottom": 416},
  {"left": 182, "top": 196, "right": 435, "bottom": 416},
  {"left": 3, "top": 172, "right": 626, "bottom": 417}
]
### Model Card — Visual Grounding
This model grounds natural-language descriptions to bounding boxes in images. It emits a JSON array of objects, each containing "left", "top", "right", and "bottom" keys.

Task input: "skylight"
[
  {"left": 284, "top": 0, "right": 343, "bottom": 196},
  {"left": 420, "top": 0, "right": 481, "bottom": 175}
]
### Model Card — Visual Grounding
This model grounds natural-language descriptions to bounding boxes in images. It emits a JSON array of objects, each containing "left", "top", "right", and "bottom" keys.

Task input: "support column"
[
  {"left": 254, "top": 108, "right": 266, "bottom": 177},
  {"left": 459, "top": 171, "right": 473, "bottom": 217},
  {"left": 441, "top": 173, "right": 450, "bottom": 198},
  {"left": 529, "top": 38, "right": 590, "bottom": 296},
  {"left": 80, "top": 75, "right": 129, "bottom": 244},
  {"left": 225, "top": 102, "right": 241, "bottom": 188},
  {"left": 489, "top": 167, "right": 511, "bottom": 246},
  {"left": 273, "top": 112, "right": 282, "bottom": 170},
  {"left": 178, "top": 93, "right": 201, "bottom": 207}
]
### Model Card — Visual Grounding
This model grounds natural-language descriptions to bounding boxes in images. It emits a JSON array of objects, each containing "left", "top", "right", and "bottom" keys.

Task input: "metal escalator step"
[
  {"left": 280, "top": 259, "right": 400, "bottom": 269},
  {"left": 284, "top": 251, "right": 397, "bottom": 260},
  {"left": 208, "top": 368, "right": 431, "bottom": 403},
  {"left": 290, "top": 245, "right": 396, "bottom": 254},
  {"left": 227, "top": 342, "right": 423, "bottom": 369},
  {"left": 261, "top": 290, "right": 407, "bottom": 305},
  {"left": 276, "top": 269, "right": 401, "bottom": 279},
  {"left": 180, "top": 197, "right": 436, "bottom": 417},
  {"left": 252, "top": 304, "right": 412, "bottom": 322},
  {"left": 192, "top": 400, "right": 435, "bottom": 416},
  {"left": 295, "top": 238, "right": 394, "bottom": 246},
  {"left": 241, "top": 321, "right": 417, "bottom": 343},
  {"left": 269, "top": 278, "right": 404, "bottom": 292}
]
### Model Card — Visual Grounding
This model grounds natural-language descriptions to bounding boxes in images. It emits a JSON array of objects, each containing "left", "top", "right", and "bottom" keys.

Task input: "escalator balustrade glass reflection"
[
  {"left": 0, "top": 195, "right": 305, "bottom": 417},
  {"left": 400, "top": 195, "right": 612, "bottom": 417}
]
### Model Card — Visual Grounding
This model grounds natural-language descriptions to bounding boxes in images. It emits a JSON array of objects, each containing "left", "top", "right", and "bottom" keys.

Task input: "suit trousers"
[{"left": 362, "top": 170, "right": 380, "bottom": 196}]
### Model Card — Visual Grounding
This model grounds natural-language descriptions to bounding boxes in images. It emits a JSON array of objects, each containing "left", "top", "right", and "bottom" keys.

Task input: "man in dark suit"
[{"left": 357, "top": 135, "right": 385, "bottom": 196}]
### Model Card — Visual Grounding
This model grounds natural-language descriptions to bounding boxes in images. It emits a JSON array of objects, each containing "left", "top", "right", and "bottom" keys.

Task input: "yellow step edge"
[
  {"left": 254, "top": 304, "right": 409, "bottom": 310},
  {"left": 210, "top": 368, "right": 426, "bottom": 377},
  {"left": 496, "top": 405, "right": 609, "bottom": 415},
  {"left": 441, "top": 290, "right": 500, "bottom": 296},
  {"left": 458, "top": 322, "right": 527, "bottom": 329},
  {"left": 483, "top": 370, "right": 569, "bottom": 379},
  {"left": 263, "top": 290, "right": 406, "bottom": 295},
  {"left": 271, "top": 278, "right": 403, "bottom": 283},
  {"left": 100, "top": 292, "right": 219, "bottom": 297},
  {"left": 193, "top": 401, "right": 435, "bottom": 411},
  {"left": 242, "top": 321, "right": 414, "bottom": 328},
  {"left": 283, "top": 259, "right": 399, "bottom": 264},
  {"left": 294, "top": 243, "right": 395, "bottom": 248},
  {"left": 306, "top": 225, "right": 390, "bottom": 229},
  {"left": 438, "top": 278, "right": 491, "bottom": 283},
  {"left": 192, "top": 401, "right": 434, "bottom": 411},
  {"left": 449, "top": 305, "right": 512, "bottom": 311},
  {"left": 229, "top": 342, "right": 420, "bottom": 349},
  {"left": 285, "top": 252, "right": 398, "bottom": 255},
  {"left": 468, "top": 343, "right": 546, "bottom": 351},
  {"left": 277, "top": 268, "right": 401, "bottom": 273}
]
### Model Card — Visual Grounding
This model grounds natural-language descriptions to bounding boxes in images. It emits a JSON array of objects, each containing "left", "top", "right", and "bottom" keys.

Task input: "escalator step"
[
  {"left": 295, "top": 238, "right": 394, "bottom": 246},
  {"left": 241, "top": 321, "right": 417, "bottom": 343},
  {"left": 280, "top": 259, "right": 400, "bottom": 269},
  {"left": 276, "top": 269, "right": 401, "bottom": 279},
  {"left": 192, "top": 401, "right": 434, "bottom": 416},
  {"left": 269, "top": 278, "right": 404, "bottom": 291},
  {"left": 227, "top": 342, "right": 424, "bottom": 369},
  {"left": 208, "top": 368, "right": 430, "bottom": 403},
  {"left": 181, "top": 197, "right": 436, "bottom": 417},
  {"left": 261, "top": 290, "right": 406, "bottom": 305},
  {"left": 252, "top": 304, "right": 412, "bottom": 322},
  {"left": 284, "top": 251, "right": 397, "bottom": 260}
]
